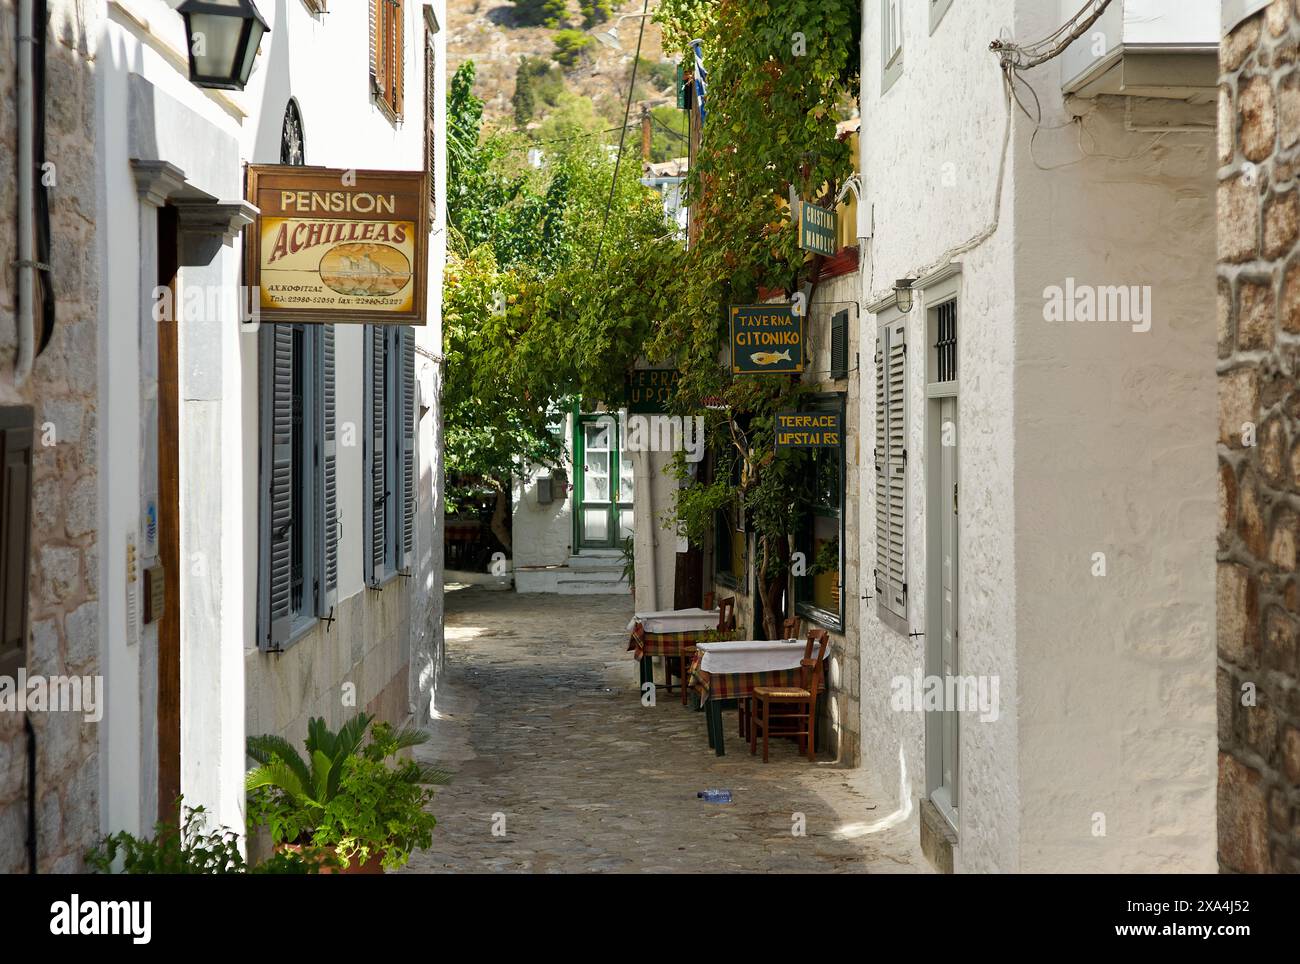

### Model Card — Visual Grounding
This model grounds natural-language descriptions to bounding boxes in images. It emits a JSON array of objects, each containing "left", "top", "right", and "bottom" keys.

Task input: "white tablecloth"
[
  {"left": 627, "top": 608, "right": 719, "bottom": 634},
  {"left": 696, "top": 638, "right": 824, "bottom": 675}
]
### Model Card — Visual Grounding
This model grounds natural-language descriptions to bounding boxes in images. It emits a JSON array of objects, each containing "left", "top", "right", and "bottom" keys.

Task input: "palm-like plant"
[{"left": 246, "top": 712, "right": 450, "bottom": 869}]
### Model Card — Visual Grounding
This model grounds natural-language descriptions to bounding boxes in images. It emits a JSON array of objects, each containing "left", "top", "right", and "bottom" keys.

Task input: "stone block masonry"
[{"left": 1218, "top": 0, "right": 1300, "bottom": 875}]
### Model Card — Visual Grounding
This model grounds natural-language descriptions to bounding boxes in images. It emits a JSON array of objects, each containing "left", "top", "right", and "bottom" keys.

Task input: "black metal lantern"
[{"left": 178, "top": 0, "right": 269, "bottom": 91}]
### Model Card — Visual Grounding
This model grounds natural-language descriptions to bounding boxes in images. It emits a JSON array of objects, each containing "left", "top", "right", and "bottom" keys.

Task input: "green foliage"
[
  {"left": 580, "top": 0, "right": 613, "bottom": 28},
  {"left": 512, "top": 55, "right": 565, "bottom": 127},
  {"left": 552, "top": 29, "right": 596, "bottom": 68},
  {"left": 444, "top": 60, "right": 674, "bottom": 511},
  {"left": 245, "top": 713, "right": 450, "bottom": 871},
  {"left": 642, "top": 0, "right": 860, "bottom": 636},
  {"left": 649, "top": 104, "right": 688, "bottom": 163},
  {"left": 637, "top": 57, "right": 679, "bottom": 93},
  {"left": 86, "top": 802, "right": 318, "bottom": 874},
  {"left": 510, "top": 0, "right": 567, "bottom": 28},
  {"left": 619, "top": 535, "right": 635, "bottom": 585}
]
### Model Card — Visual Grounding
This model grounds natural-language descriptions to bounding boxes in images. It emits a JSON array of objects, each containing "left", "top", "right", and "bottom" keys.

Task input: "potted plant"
[
  {"left": 245, "top": 712, "right": 449, "bottom": 873},
  {"left": 620, "top": 535, "right": 636, "bottom": 600}
]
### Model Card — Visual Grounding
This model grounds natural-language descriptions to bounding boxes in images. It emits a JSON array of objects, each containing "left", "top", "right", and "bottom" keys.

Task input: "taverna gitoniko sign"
[{"left": 244, "top": 166, "right": 429, "bottom": 325}]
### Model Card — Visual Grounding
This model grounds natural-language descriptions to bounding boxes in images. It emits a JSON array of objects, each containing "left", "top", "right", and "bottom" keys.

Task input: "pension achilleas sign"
[
  {"left": 244, "top": 166, "right": 429, "bottom": 324},
  {"left": 730, "top": 304, "right": 803, "bottom": 375}
]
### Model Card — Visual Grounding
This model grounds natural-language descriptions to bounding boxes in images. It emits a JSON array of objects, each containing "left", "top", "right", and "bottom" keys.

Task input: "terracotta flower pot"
[{"left": 277, "top": 842, "right": 385, "bottom": 875}]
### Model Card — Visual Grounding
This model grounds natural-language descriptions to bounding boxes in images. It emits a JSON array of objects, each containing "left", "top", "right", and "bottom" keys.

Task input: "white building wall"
[
  {"left": 859, "top": 0, "right": 1217, "bottom": 872},
  {"left": 859, "top": 0, "right": 1021, "bottom": 872},
  {"left": 95, "top": 0, "right": 445, "bottom": 841}
]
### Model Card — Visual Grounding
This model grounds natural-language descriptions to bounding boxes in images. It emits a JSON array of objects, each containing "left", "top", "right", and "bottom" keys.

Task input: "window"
[
  {"left": 882, "top": 0, "right": 903, "bottom": 92},
  {"left": 259, "top": 325, "right": 338, "bottom": 651},
  {"left": 424, "top": 16, "right": 438, "bottom": 224},
  {"left": 930, "top": 0, "right": 954, "bottom": 33},
  {"left": 364, "top": 325, "right": 416, "bottom": 587},
  {"left": 0, "top": 407, "right": 33, "bottom": 674},
  {"left": 794, "top": 409, "right": 844, "bottom": 631},
  {"left": 875, "top": 316, "right": 907, "bottom": 630},
  {"left": 371, "top": 0, "right": 406, "bottom": 118}
]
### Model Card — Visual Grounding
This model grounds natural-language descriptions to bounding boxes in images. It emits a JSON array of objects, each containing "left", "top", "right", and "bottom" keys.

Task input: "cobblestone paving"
[{"left": 402, "top": 587, "right": 927, "bottom": 874}]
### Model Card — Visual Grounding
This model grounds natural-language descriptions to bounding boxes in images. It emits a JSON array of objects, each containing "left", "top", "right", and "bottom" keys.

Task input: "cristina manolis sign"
[{"left": 244, "top": 166, "right": 429, "bottom": 324}]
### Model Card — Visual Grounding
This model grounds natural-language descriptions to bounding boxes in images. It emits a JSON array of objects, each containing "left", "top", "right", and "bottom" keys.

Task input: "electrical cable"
[{"left": 591, "top": 0, "right": 651, "bottom": 271}]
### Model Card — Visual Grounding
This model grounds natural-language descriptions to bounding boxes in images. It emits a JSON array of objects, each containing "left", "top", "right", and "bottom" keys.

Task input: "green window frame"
[{"left": 794, "top": 398, "right": 845, "bottom": 631}]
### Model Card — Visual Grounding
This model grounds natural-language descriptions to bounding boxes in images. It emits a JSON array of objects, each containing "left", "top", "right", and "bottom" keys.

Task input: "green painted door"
[{"left": 575, "top": 415, "right": 634, "bottom": 550}]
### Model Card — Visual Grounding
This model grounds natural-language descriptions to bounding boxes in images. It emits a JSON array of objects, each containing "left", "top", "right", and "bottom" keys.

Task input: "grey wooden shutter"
[
  {"left": 266, "top": 325, "right": 295, "bottom": 648},
  {"left": 830, "top": 309, "right": 848, "bottom": 380},
  {"left": 874, "top": 320, "right": 907, "bottom": 621},
  {"left": 366, "top": 325, "right": 388, "bottom": 585},
  {"left": 0, "top": 407, "right": 34, "bottom": 669},
  {"left": 317, "top": 325, "right": 339, "bottom": 613},
  {"left": 398, "top": 327, "right": 416, "bottom": 570}
]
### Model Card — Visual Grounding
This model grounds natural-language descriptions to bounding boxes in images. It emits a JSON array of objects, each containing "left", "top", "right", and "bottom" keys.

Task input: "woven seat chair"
[{"left": 750, "top": 628, "right": 830, "bottom": 762}]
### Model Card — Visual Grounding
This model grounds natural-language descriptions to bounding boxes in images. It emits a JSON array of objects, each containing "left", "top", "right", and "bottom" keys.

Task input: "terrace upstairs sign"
[
  {"left": 799, "top": 199, "right": 838, "bottom": 257},
  {"left": 731, "top": 304, "right": 803, "bottom": 375},
  {"left": 245, "top": 166, "right": 429, "bottom": 324},
  {"left": 775, "top": 410, "right": 842, "bottom": 449}
]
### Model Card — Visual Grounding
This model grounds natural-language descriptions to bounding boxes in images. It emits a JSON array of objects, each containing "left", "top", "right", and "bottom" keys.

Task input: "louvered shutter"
[
  {"left": 365, "top": 325, "right": 388, "bottom": 585},
  {"left": 830, "top": 309, "right": 848, "bottom": 380},
  {"left": 393, "top": 1, "right": 405, "bottom": 116},
  {"left": 0, "top": 407, "right": 33, "bottom": 669},
  {"left": 398, "top": 327, "right": 416, "bottom": 570},
  {"left": 370, "top": 0, "right": 383, "bottom": 92},
  {"left": 874, "top": 320, "right": 907, "bottom": 621},
  {"left": 266, "top": 325, "right": 295, "bottom": 649},
  {"left": 317, "top": 325, "right": 339, "bottom": 613},
  {"left": 425, "top": 30, "right": 436, "bottom": 221}
]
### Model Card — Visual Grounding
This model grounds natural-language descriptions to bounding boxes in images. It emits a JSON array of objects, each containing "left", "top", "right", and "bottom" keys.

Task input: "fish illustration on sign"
[{"left": 750, "top": 350, "right": 793, "bottom": 366}]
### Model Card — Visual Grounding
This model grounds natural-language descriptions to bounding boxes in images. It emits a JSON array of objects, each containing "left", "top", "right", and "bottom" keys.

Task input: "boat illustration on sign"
[
  {"left": 750, "top": 350, "right": 793, "bottom": 366},
  {"left": 318, "top": 243, "right": 412, "bottom": 297}
]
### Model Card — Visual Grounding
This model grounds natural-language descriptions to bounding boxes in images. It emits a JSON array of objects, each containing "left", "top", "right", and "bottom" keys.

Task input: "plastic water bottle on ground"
[{"left": 697, "top": 789, "right": 732, "bottom": 804}]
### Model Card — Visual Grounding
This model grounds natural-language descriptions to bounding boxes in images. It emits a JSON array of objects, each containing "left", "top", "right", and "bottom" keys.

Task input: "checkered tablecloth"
[
  {"left": 627, "top": 624, "right": 740, "bottom": 660},
  {"left": 687, "top": 650, "right": 803, "bottom": 703}
]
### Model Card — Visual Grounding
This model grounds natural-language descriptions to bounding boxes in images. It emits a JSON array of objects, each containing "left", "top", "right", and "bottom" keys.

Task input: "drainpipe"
[{"left": 14, "top": 0, "right": 36, "bottom": 385}]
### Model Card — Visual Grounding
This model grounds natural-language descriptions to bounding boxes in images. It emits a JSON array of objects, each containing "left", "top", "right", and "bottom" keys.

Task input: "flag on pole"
[{"left": 689, "top": 39, "right": 708, "bottom": 126}]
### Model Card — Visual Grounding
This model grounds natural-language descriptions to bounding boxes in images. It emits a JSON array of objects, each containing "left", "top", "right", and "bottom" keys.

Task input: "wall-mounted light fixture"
[
  {"left": 894, "top": 278, "right": 916, "bottom": 314},
  {"left": 178, "top": 0, "right": 269, "bottom": 91}
]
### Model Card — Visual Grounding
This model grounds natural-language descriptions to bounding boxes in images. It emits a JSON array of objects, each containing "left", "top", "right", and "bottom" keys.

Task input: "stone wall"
[
  {"left": 0, "top": 0, "right": 101, "bottom": 874},
  {"left": 1218, "top": 0, "right": 1300, "bottom": 875}
]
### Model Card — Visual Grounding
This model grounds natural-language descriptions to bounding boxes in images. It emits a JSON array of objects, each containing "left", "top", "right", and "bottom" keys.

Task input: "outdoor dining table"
[
  {"left": 689, "top": 638, "right": 825, "bottom": 756},
  {"left": 626, "top": 608, "right": 725, "bottom": 703}
]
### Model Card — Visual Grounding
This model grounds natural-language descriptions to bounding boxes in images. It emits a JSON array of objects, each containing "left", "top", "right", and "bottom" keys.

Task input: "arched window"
[{"left": 280, "top": 99, "right": 305, "bottom": 165}]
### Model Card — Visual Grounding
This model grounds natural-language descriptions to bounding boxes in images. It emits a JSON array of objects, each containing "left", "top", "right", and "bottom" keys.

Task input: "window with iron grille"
[
  {"left": 371, "top": 0, "right": 405, "bottom": 119},
  {"left": 935, "top": 301, "right": 957, "bottom": 383}
]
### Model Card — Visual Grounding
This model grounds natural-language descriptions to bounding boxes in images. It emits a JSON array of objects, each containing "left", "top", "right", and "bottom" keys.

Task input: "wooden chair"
[
  {"left": 740, "top": 617, "right": 800, "bottom": 739},
  {"left": 750, "top": 629, "right": 830, "bottom": 763},
  {"left": 716, "top": 596, "right": 736, "bottom": 633},
  {"left": 703, "top": 591, "right": 715, "bottom": 611}
]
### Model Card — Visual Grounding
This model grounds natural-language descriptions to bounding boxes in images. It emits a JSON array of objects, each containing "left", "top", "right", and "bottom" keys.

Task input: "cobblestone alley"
[{"left": 402, "top": 587, "right": 926, "bottom": 874}]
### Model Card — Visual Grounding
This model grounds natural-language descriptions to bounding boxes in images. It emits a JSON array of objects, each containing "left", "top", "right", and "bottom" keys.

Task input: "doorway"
[
  {"left": 574, "top": 414, "right": 633, "bottom": 550},
  {"left": 925, "top": 296, "right": 959, "bottom": 831},
  {"left": 156, "top": 205, "right": 181, "bottom": 823}
]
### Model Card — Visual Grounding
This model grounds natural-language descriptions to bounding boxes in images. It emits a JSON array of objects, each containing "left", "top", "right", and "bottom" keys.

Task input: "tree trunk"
[
  {"left": 490, "top": 482, "right": 512, "bottom": 552},
  {"left": 756, "top": 534, "right": 790, "bottom": 640}
]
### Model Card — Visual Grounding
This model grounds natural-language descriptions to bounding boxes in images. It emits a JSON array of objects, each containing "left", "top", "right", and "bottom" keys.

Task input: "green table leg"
[
  {"left": 638, "top": 655, "right": 652, "bottom": 689},
  {"left": 710, "top": 700, "right": 725, "bottom": 756}
]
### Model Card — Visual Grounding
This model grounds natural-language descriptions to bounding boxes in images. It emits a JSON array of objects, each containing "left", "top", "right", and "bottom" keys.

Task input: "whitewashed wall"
[
  {"left": 95, "top": 0, "right": 445, "bottom": 841},
  {"left": 858, "top": 0, "right": 1216, "bottom": 871}
]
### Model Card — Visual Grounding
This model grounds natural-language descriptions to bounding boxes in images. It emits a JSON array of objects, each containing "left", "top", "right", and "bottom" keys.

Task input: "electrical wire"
[{"left": 591, "top": 0, "right": 651, "bottom": 271}]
